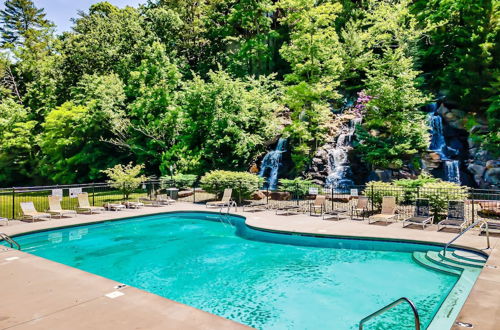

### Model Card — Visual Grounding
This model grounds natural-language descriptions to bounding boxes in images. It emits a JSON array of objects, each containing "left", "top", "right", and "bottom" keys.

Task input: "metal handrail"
[
  {"left": 443, "top": 220, "right": 490, "bottom": 256},
  {"left": 359, "top": 297, "right": 420, "bottom": 330},
  {"left": 0, "top": 233, "right": 21, "bottom": 250}
]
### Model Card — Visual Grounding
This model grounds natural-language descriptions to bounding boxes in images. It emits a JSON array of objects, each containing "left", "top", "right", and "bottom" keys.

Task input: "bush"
[
  {"left": 161, "top": 174, "right": 197, "bottom": 190},
  {"left": 420, "top": 181, "right": 469, "bottom": 218},
  {"left": 101, "top": 163, "right": 147, "bottom": 199},
  {"left": 363, "top": 181, "right": 402, "bottom": 208},
  {"left": 200, "top": 170, "right": 263, "bottom": 199},
  {"left": 279, "top": 178, "right": 314, "bottom": 197}
]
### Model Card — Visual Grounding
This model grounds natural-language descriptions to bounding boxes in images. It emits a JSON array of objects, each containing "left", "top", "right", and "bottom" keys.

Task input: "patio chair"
[
  {"left": 206, "top": 189, "right": 233, "bottom": 208},
  {"left": 103, "top": 202, "right": 126, "bottom": 211},
  {"left": 368, "top": 196, "right": 397, "bottom": 224},
  {"left": 76, "top": 193, "right": 105, "bottom": 214},
  {"left": 47, "top": 195, "right": 77, "bottom": 218},
  {"left": 157, "top": 194, "right": 176, "bottom": 205},
  {"left": 402, "top": 199, "right": 433, "bottom": 229},
  {"left": 437, "top": 200, "right": 467, "bottom": 232},
  {"left": 242, "top": 194, "right": 268, "bottom": 212},
  {"left": 310, "top": 195, "right": 326, "bottom": 216},
  {"left": 275, "top": 202, "right": 301, "bottom": 216},
  {"left": 0, "top": 216, "right": 8, "bottom": 226},
  {"left": 477, "top": 201, "right": 500, "bottom": 234},
  {"left": 20, "top": 202, "right": 51, "bottom": 222},
  {"left": 351, "top": 196, "right": 369, "bottom": 220},
  {"left": 122, "top": 200, "right": 145, "bottom": 209}
]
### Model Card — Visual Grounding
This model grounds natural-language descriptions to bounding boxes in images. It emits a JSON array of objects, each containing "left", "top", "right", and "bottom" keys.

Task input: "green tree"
[
  {"left": 352, "top": 0, "right": 430, "bottom": 170},
  {"left": 163, "top": 70, "right": 281, "bottom": 174},
  {"left": 0, "top": 0, "right": 52, "bottom": 47},
  {"left": 0, "top": 98, "right": 37, "bottom": 185},
  {"left": 101, "top": 162, "right": 147, "bottom": 199},
  {"left": 278, "top": 0, "right": 344, "bottom": 173}
]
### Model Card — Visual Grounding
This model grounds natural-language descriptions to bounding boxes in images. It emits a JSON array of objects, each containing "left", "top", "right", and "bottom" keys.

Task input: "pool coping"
[{"left": 1, "top": 203, "right": 499, "bottom": 329}]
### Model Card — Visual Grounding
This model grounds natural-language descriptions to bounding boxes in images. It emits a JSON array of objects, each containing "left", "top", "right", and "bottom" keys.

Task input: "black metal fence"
[{"left": 1, "top": 180, "right": 499, "bottom": 223}]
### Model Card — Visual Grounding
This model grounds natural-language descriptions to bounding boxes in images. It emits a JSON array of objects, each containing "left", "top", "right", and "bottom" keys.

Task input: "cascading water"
[
  {"left": 427, "top": 104, "right": 461, "bottom": 184},
  {"left": 325, "top": 117, "right": 362, "bottom": 188},
  {"left": 259, "top": 138, "right": 286, "bottom": 190}
]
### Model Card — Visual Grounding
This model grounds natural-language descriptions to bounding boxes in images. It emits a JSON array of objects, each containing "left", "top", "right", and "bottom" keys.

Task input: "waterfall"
[
  {"left": 445, "top": 160, "right": 460, "bottom": 184},
  {"left": 427, "top": 104, "right": 461, "bottom": 184},
  {"left": 259, "top": 138, "right": 286, "bottom": 190},
  {"left": 325, "top": 117, "right": 362, "bottom": 188}
]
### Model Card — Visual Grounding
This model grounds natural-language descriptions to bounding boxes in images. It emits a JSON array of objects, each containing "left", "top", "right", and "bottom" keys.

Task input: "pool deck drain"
[{"left": 1, "top": 202, "right": 499, "bottom": 329}]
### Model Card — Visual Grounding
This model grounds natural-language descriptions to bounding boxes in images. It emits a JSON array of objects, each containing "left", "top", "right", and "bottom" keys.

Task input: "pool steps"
[{"left": 412, "top": 250, "right": 487, "bottom": 276}]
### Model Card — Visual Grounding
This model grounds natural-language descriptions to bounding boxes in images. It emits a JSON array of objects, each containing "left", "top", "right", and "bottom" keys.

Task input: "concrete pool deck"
[{"left": 1, "top": 202, "right": 499, "bottom": 329}]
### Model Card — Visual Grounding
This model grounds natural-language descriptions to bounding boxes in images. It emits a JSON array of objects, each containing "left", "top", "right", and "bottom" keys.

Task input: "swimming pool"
[{"left": 5, "top": 212, "right": 481, "bottom": 329}]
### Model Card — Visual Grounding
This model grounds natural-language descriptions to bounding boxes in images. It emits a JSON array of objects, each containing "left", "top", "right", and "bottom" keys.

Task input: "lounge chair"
[
  {"left": 20, "top": 202, "right": 51, "bottom": 222},
  {"left": 206, "top": 189, "right": 233, "bottom": 208},
  {"left": 368, "top": 196, "right": 397, "bottom": 224},
  {"left": 103, "top": 203, "right": 126, "bottom": 211},
  {"left": 139, "top": 196, "right": 162, "bottom": 207},
  {"left": 276, "top": 203, "right": 301, "bottom": 216},
  {"left": 0, "top": 216, "right": 8, "bottom": 226},
  {"left": 310, "top": 195, "right": 326, "bottom": 216},
  {"left": 76, "top": 193, "right": 105, "bottom": 214},
  {"left": 242, "top": 194, "right": 268, "bottom": 212},
  {"left": 122, "top": 200, "right": 145, "bottom": 209},
  {"left": 480, "top": 220, "right": 500, "bottom": 234},
  {"left": 402, "top": 199, "right": 433, "bottom": 229},
  {"left": 438, "top": 201, "right": 468, "bottom": 232},
  {"left": 351, "top": 196, "right": 369, "bottom": 220},
  {"left": 478, "top": 201, "right": 500, "bottom": 234},
  {"left": 47, "top": 196, "right": 77, "bottom": 218},
  {"left": 157, "top": 194, "right": 175, "bottom": 205}
]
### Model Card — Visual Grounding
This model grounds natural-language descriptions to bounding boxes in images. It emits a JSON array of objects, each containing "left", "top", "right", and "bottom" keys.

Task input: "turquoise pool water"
[{"left": 9, "top": 213, "right": 460, "bottom": 329}]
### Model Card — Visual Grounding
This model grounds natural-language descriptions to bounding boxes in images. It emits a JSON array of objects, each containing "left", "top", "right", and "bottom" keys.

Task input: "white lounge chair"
[
  {"left": 47, "top": 196, "right": 77, "bottom": 218},
  {"left": 20, "top": 202, "right": 51, "bottom": 222},
  {"left": 76, "top": 193, "right": 105, "bottom": 214}
]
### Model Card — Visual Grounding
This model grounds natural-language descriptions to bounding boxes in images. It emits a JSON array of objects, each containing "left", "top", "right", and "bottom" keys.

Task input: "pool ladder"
[
  {"left": 218, "top": 201, "right": 238, "bottom": 226},
  {"left": 0, "top": 233, "right": 21, "bottom": 250},
  {"left": 358, "top": 297, "right": 420, "bottom": 330}
]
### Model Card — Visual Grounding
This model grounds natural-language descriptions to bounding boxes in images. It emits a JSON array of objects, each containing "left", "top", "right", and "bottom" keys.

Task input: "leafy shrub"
[
  {"left": 200, "top": 170, "right": 263, "bottom": 199},
  {"left": 363, "top": 181, "right": 402, "bottom": 207},
  {"left": 420, "top": 181, "right": 469, "bottom": 218},
  {"left": 101, "top": 163, "right": 147, "bottom": 199},
  {"left": 279, "top": 178, "right": 314, "bottom": 197},
  {"left": 161, "top": 174, "right": 197, "bottom": 190}
]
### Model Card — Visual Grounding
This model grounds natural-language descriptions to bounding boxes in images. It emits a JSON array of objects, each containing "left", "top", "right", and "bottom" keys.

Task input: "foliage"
[
  {"left": 363, "top": 181, "right": 402, "bottom": 207},
  {"left": 200, "top": 170, "right": 262, "bottom": 199},
  {"left": 0, "top": 0, "right": 498, "bottom": 187},
  {"left": 0, "top": 0, "right": 52, "bottom": 47},
  {"left": 364, "top": 177, "right": 468, "bottom": 216},
  {"left": 419, "top": 181, "right": 469, "bottom": 218},
  {"left": 162, "top": 70, "right": 281, "bottom": 175},
  {"left": 160, "top": 173, "right": 197, "bottom": 190},
  {"left": 279, "top": 178, "right": 314, "bottom": 197},
  {"left": 0, "top": 98, "right": 37, "bottom": 184},
  {"left": 101, "top": 162, "right": 147, "bottom": 199}
]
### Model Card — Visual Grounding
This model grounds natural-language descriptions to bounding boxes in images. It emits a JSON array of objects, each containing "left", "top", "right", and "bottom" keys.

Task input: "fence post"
[
  {"left": 193, "top": 182, "right": 196, "bottom": 203},
  {"left": 266, "top": 185, "right": 269, "bottom": 205},
  {"left": 331, "top": 186, "right": 334, "bottom": 212},
  {"left": 92, "top": 183, "right": 95, "bottom": 206},
  {"left": 238, "top": 180, "right": 242, "bottom": 205},
  {"left": 370, "top": 184, "right": 374, "bottom": 213},
  {"left": 296, "top": 183, "right": 299, "bottom": 206},
  {"left": 416, "top": 186, "right": 420, "bottom": 200},
  {"left": 471, "top": 188, "right": 475, "bottom": 222},
  {"left": 11, "top": 187, "right": 15, "bottom": 219}
]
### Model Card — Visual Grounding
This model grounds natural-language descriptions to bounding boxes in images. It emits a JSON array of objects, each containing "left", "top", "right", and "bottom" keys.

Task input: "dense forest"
[{"left": 0, "top": 0, "right": 498, "bottom": 187}]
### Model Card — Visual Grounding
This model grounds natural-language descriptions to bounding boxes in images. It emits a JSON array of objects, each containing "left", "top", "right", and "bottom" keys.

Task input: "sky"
[{"left": 1, "top": 0, "right": 146, "bottom": 33}]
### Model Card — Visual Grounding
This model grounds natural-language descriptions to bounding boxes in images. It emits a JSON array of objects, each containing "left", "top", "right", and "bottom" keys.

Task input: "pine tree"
[{"left": 0, "top": 0, "right": 51, "bottom": 47}]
